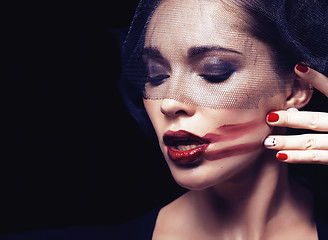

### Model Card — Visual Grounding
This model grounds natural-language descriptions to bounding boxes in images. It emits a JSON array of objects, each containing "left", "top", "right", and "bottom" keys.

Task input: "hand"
[{"left": 264, "top": 64, "right": 328, "bottom": 165}]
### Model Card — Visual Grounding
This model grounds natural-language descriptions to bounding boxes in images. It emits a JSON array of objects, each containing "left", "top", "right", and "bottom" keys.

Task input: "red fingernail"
[
  {"left": 267, "top": 113, "right": 279, "bottom": 122},
  {"left": 277, "top": 153, "right": 288, "bottom": 161},
  {"left": 296, "top": 64, "right": 309, "bottom": 73}
]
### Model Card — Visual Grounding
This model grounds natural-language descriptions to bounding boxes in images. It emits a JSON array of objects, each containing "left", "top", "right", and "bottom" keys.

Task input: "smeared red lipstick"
[
  {"left": 203, "top": 118, "right": 263, "bottom": 143},
  {"left": 217, "top": 117, "right": 262, "bottom": 132},
  {"left": 163, "top": 130, "right": 209, "bottom": 165},
  {"left": 205, "top": 142, "right": 261, "bottom": 160},
  {"left": 163, "top": 118, "right": 263, "bottom": 165}
]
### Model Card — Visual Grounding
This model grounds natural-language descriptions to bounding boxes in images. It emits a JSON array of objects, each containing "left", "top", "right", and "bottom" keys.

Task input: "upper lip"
[{"left": 163, "top": 130, "right": 209, "bottom": 147}]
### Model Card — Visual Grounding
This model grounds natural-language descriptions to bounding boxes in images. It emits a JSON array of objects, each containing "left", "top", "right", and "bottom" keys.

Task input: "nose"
[{"left": 160, "top": 99, "right": 196, "bottom": 118}]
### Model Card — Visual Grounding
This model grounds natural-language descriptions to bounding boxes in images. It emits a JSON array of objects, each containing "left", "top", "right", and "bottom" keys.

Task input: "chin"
[{"left": 165, "top": 148, "right": 264, "bottom": 191}]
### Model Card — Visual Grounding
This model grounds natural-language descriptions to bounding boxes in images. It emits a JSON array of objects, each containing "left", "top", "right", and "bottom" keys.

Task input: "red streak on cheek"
[
  {"left": 218, "top": 117, "right": 263, "bottom": 131},
  {"left": 202, "top": 133, "right": 235, "bottom": 142},
  {"left": 205, "top": 142, "right": 261, "bottom": 161},
  {"left": 203, "top": 118, "right": 264, "bottom": 143}
]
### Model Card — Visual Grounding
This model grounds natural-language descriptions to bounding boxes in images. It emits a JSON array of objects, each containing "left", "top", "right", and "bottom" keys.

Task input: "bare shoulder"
[{"left": 152, "top": 192, "right": 194, "bottom": 239}]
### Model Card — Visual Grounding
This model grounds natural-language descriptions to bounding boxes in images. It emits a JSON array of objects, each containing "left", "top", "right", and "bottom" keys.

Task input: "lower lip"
[{"left": 167, "top": 144, "right": 209, "bottom": 165}]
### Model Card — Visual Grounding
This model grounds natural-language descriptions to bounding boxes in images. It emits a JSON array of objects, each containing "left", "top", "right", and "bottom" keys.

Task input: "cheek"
[
  {"left": 257, "top": 92, "right": 288, "bottom": 112},
  {"left": 202, "top": 108, "right": 275, "bottom": 149},
  {"left": 143, "top": 99, "right": 163, "bottom": 134}
]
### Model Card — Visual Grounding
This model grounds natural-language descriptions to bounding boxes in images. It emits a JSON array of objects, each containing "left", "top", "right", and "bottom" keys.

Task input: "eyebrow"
[
  {"left": 143, "top": 45, "right": 242, "bottom": 60},
  {"left": 188, "top": 46, "right": 242, "bottom": 58},
  {"left": 143, "top": 47, "right": 165, "bottom": 60}
]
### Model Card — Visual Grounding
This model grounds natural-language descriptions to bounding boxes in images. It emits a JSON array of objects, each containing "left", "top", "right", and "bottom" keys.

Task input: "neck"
[{"left": 191, "top": 150, "right": 314, "bottom": 239}]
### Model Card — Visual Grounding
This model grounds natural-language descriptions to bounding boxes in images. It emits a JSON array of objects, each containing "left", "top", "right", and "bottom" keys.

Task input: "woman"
[{"left": 120, "top": 0, "right": 328, "bottom": 239}]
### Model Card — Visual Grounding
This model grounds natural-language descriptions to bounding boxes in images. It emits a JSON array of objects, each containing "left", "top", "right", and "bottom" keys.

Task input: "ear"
[{"left": 284, "top": 74, "right": 313, "bottom": 109}]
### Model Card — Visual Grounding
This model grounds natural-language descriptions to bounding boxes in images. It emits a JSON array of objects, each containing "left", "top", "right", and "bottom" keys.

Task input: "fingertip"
[
  {"left": 295, "top": 63, "right": 309, "bottom": 74},
  {"left": 294, "top": 63, "right": 317, "bottom": 84},
  {"left": 286, "top": 107, "right": 299, "bottom": 112},
  {"left": 264, "top": 137, "right": 277, "bottom": 148},
  {"left": 267, "top": 112, "right": 280, "bottom": 123},
  {"left": 276, "top": 152, "right": 288, "bottom": 161}
]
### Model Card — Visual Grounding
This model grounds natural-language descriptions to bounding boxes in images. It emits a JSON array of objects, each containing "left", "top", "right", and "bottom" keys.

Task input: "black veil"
[{"left": 120, "top": 0, "right": 328, "bottom": 132}]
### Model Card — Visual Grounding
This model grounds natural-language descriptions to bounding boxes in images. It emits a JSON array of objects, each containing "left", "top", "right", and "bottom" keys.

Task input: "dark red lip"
[{"left": 163, "top": 130, "right": 209, "bottom": 165}]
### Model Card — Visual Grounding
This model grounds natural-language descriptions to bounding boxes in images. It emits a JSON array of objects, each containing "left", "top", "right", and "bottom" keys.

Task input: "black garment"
[
  {"left": 0, "top": 209, "right": 160, "bottom": 240},
  {"left": 110, "top": 208, "right": 160, "bottom": 240},
  {"left": 1, "top": 207, "right": 327, "bottom": 240},
  {"left": 316, "top": 213, "right": 328, "bottom": 240}
]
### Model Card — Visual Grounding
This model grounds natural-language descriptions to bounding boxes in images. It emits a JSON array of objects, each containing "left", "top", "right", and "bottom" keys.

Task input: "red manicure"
[
  {"left": 296, "top": 64, "right": 309, "bottom": 73},
  {"left": 267, "top": 113, "right": 279, "bottom": 122},
  {"left": 277, "top": 153, "right": 288, "bottom": 161}
]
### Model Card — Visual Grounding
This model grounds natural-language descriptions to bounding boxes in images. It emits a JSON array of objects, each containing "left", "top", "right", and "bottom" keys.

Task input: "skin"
[{"left": 141, "top": 0, "right": 327, "bottom": 239}]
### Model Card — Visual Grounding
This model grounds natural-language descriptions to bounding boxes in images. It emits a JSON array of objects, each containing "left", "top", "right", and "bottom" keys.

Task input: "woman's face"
[{"left": 143, "top": 0, "right": 291, "bottom": 190}]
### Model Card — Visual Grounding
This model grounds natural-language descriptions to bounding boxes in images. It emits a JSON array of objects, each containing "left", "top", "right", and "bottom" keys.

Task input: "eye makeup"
[
  {"left": 144, "top": 47, "right": 240, "bottom": 86},
  {"left": 199, "top": 58, "right": 238, "bottom": 83},
  {"left": 144, "top": 58, "right": 171, "bottom": 86},
  {"left": 142, "top": 44, "right": 281, "bottom": 109}
]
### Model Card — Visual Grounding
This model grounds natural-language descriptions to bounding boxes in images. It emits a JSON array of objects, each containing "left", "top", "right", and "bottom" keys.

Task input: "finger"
[
  {"left": 266, "top": 111, "right": 328, "bottom": 132},
  {"left": 275, "top": 150, "right": 328, "bottom": 165},
  {"left": 295, "top": 64, "right": 328, "bottom": 97},
  {"left": 264, "top": 134, "right": 328, "bottom": 150}
]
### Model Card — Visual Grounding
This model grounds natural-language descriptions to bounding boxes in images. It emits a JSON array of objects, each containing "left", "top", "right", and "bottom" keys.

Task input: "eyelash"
[
  {"left": 145, "top": 61, "right": 237, "bottom": 85},
  {"left": 200, "top": 62, "right": 237, "bottom": 83},
  {"left": 147, "top": 74, "right": 170, "bottom": 86},
  {"left": 200, "top": 70, "right": 235, "bottom": 83}
]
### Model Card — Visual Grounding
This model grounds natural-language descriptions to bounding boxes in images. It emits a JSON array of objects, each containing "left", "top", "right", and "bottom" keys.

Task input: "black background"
[
  {"left": 5, "top": 0, "right": 328, "bottom": 236},
  {"left": 6, "top": 1, "right": 184, "bottom": 235}
]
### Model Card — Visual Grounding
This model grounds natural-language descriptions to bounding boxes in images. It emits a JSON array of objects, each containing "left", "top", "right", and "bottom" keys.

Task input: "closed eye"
[
  {"left": 200, "top": 70, "right": 235, "bottom": 83},
  {"left": 144, "top": 58, "right": 170, "bottom": 86},
  {"left": 147, "top": 74, "right": 170, "bottom": 86},
  {"left": 199, "top": 61, "right": 237, "bottom": 83}
]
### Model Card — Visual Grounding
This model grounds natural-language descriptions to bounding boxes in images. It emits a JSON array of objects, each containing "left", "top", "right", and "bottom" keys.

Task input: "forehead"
[{"left": 145, "top": 0, "right": 250, "bottom": 53}]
